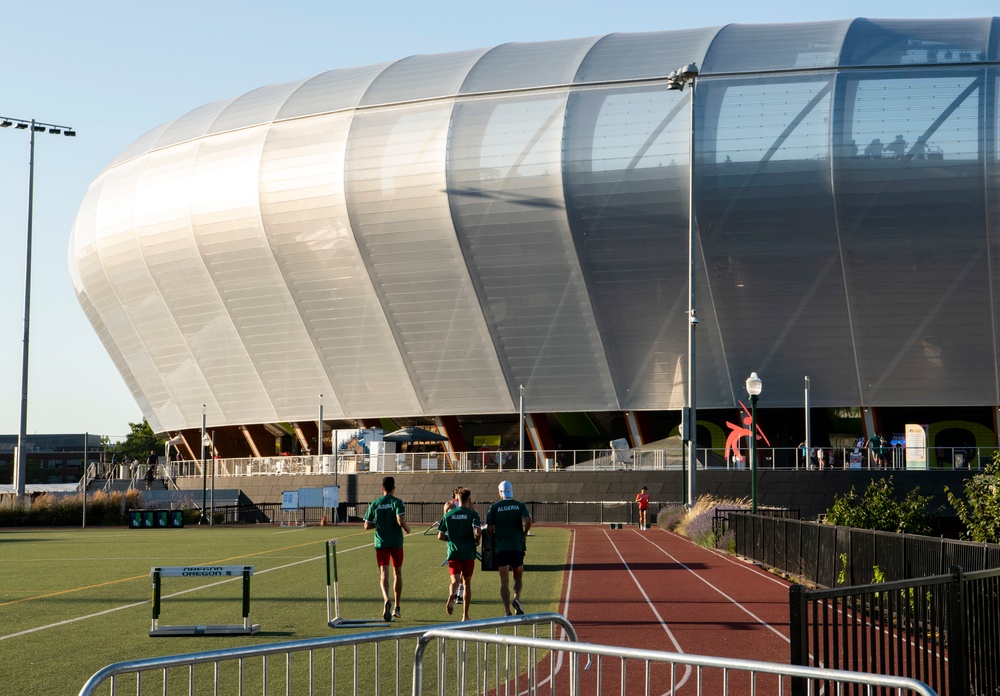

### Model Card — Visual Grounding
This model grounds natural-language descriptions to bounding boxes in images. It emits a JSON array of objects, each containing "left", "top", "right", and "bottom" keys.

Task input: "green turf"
[{"left": 0, "top": 524, "right": 569, "bottom": 695}]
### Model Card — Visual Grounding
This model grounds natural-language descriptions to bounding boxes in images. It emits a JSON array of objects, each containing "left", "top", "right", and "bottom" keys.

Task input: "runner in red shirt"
[{"left": 635, "top": 486, "right": 650, "bottom": 530}]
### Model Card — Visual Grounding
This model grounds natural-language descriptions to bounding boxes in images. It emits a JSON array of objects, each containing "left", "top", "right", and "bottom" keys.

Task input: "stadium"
[{"left": 69, "top": 17, "right": 1000, "bottom": 475}]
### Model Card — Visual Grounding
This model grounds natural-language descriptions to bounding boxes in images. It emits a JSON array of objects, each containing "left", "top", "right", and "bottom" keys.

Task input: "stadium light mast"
[
  {"left": 666, "top": 64, "right": 699, "bottom": 507},
  {"left": 1, "top": 116, "right": 76, "bottom": 501}
]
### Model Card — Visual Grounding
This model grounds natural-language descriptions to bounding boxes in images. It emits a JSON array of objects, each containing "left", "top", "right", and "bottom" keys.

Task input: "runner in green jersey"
[
  {"left": 363, "top": 476, "right": 410, "bottom": 621},
  {"left": 486, "top": 480, "right": 531, "bottom": 616}
]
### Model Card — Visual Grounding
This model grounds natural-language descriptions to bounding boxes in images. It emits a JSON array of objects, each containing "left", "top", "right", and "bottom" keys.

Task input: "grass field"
[{"left": 0, "top": 524, "right": 570, "bottom": 695}]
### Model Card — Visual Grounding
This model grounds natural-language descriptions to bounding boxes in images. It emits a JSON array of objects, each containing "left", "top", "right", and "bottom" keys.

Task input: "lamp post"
[
  {"left": 200, "top": 405, "right": 208, "bottom": 524},
  {"left": 746, "top": 372, "right": 763, "bottom": 513},
  {"left": 2, "top": 117, "right": 76, "bottom": 501},
  {"left": 318, "top": 394, "right": 324, "bottom": 459},
  {"left": 518, "top": 384, "right": 525, "bottom": 471},
  {"left": 666, "top": 64, "right": 699, "bottom": 506}
]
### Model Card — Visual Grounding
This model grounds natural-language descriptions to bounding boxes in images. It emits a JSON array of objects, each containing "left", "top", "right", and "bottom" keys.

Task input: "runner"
[
  {"left": 362, "top": 475, "right": 411, "bottom": 621},
  {"left": 635, "top": 486, "right": 650, "bottom": 530},
  {"left": 438, "top": 487, "right": 481, "bottom": 621},
  {"left": 486, "top": 480, "right": 531, "bottom": 616}
]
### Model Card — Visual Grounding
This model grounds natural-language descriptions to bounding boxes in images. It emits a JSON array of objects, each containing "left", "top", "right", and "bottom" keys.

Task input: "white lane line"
[
  {"left": 603, "top": 529, "right": 693, "bottom": 695},
  {"left": 517, "top": 528, "right": 577, "bottom": 696},
  {"left": 0, "top": 542, "right": 373, "bottom": 642},
  {"left": 635, "top": 531, "right": 789, "bottom": 643}
]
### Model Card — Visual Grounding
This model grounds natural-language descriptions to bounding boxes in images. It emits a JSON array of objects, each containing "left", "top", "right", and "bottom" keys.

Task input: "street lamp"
[
  {"left": 746, "top": 372, "right": 763, "bottom": 513},
  {"left": 2, "top": 117, "right": 76, "bottom": 500},
  {"left": 200, "top": 405, "right": 208, "bottom": 524},
  {"left": 666, "top": 64, "right": 700, "bottom": 506}
]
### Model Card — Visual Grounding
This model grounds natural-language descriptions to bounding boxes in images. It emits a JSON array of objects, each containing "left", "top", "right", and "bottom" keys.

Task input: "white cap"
[{"left": 498, "top": 480, "right": 513, "bottom": 499}]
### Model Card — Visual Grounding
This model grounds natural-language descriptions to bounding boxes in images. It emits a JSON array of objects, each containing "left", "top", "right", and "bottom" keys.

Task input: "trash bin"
[
  {"left": 544, "top": 458, "right": 553, "bottom": 471},
  {"left": 955, "top": 452, "right": 966, "bottom": 468}
]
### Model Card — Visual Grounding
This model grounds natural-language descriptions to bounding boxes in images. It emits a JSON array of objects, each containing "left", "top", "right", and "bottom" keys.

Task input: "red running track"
[{"left": 550, "top": 525, "right": 795, "bottom": 694}]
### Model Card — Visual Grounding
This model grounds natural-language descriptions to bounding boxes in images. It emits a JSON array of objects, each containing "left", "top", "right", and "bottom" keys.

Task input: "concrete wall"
[{"left": 174, "top": 468, "right": 976, "bottom": 521}]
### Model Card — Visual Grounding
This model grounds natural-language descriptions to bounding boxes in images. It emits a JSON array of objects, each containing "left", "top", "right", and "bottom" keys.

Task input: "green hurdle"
[{"left": 325, "top": 540, "right": 387, "bottom": 629}]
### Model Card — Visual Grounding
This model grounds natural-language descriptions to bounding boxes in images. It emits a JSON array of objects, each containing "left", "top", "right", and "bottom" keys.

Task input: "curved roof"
[
  {"left": 71, "top": 19, "right": 1000, "bottom": 433},
  {"left": 110, "top": 18, "right": 1000, "bottom": 168}
]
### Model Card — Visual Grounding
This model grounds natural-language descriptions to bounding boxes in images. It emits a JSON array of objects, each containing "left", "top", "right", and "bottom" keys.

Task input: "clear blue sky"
[{"left": 0, "top": 0, "right": 994, "bottom": 438}]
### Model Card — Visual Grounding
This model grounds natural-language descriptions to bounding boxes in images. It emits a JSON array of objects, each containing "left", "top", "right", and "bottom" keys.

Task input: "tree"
[
  {"left": 946, "top": 453, "right": 1000, "bottom": 542},
  {"left": 108, "top": 421, "right": 164, "bottom": 464},
  {"left": 825, "top": 477, "right": 934, "bottom": 534}
]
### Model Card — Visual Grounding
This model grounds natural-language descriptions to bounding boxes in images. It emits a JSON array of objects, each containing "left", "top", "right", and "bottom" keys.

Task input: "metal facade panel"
[
  {"left": 840, "top": 18, "right": 992, "bottom": 67},
  {"left": 258, "top": 114, "right": 421, "bottom": 417},
  {"left": 701, "top": 21, "right": 851, "bottom": 73},
  {"left": 188, "top": 127, "right": 334, "bottom": 423},
  {"left": 208, "top": 80, "right": 307, "bottom": 134},
  {"left": 70, "top": 177, "right": 161, "bottom": 431},
  {"left": 152, "top": 98, "right": 236, "bottom": 151},
  {"left": 449, "top": 94, "right": 617, "bottom": 411},
  {"left": 990, "top": 67, "right": 1000, "bottom": 406},
  {"left": 108, "top": 122, "right": 171, "bottom": 169},
  {"left": 276, "top": 64, "right": 390, "bottom": 120},
  {"left": 128, "top": 142, "right": 225, "bottom": 429},
  {"left": 345, "top": 102, "right": 511, "bottom": 414},
  {"left": 459, "top": 38, "right": 599, "bottom": 93},
  {"left": 697, "top": 75, "right": 857, "bottom": 407},
  {"left": 834, "top": 69, "right": 994, "bottom": 405},
  {"left": 563, "top": 85, "right": 690, "bottom": 409},
  {"left": 359, "top": 49, "right": 490, "bottom": 106},
  {"left": 91, "top": 158, "right": 180, "bottom": 429},
  {"left": 575, "top": 29, "right": 718, "bottom": 83}
]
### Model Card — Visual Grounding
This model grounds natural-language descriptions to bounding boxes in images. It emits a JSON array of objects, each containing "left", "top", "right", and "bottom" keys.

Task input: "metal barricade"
[
  {"left": 78, "top": 613, "right": 576, "bottom": 696},
  {"left": 413, "top": 629, "right": 939, "bottom": 696}
]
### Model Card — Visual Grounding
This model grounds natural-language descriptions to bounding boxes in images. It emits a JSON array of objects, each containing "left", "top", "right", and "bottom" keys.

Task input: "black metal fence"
[
  {"left": 390, "top": 500, "right": 653, "bottom": 526},
  {"left": 728, "top": 512, "right": 1000, "bottom": 587},
  {"left": 725, "top": 513, "right": 1000, "bottom": 695},
  {"left": 788, "top": 566, "right": 1000, "bottom": 696},
  {"left": 211, "top": 500, "right": 663, "bottom": 527}
]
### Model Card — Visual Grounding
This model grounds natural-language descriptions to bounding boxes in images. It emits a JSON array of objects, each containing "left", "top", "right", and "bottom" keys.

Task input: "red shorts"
[
  {"left": 375, "top": 547, "right": 404, "bottom": 568},
  {"left": 448, "top": 559, "right": 476, "bottom": 577}
]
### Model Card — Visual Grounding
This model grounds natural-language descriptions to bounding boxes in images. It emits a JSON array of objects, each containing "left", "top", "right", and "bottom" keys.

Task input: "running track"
[{"left": 555, "top": 525, "right": 794, "bottom": 692}]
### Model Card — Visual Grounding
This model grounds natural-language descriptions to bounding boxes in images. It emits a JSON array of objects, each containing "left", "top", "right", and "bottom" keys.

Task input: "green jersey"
[
  {"left": 438, "top": 506, "right": 481, "bottom": 561},
  {"left": 486, "top": 499, "right": 530, "bottom": 553},
  {"left": 363, "top": 494, "right": 406, "bottom": 549}
]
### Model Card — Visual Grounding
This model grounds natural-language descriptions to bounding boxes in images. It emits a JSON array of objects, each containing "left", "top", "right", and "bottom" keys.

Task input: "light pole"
[
  {"left": 2, "top": 117, "right": 76, "bottom": 501},
  {"left": 200, "top": 405, "right": 208, "bottom": 524},
  {"left": 746, "top": 372, "right": 763, "bottom": 513},
  {"left": 518, "top": 384, "right": 525, "bottom": 471},
  {"left": 666, "top": 64, "right": 699, "bottom": 506}
]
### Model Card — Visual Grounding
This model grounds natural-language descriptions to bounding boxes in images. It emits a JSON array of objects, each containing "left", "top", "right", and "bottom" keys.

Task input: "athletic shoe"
[
  {"left": 392, "top": 606, "right": 400, "bottom": 619},
  {"left": 446, "top": 594, "right": 456, "bottom": 615},
  {"left": 512, "top": 598, "right": 524, "bottom": 615},
  {"left": 383, "top": 600, "right": 392, "bottom": 622}
]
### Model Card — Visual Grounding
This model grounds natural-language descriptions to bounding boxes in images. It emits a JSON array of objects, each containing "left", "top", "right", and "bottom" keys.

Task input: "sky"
[{"left": 0, "top": 0, "right": 995, "bottom": 439}]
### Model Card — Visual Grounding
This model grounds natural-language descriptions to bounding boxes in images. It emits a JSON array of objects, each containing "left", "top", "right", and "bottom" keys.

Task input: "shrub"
[
  {"left": 0, "top": 489, "right": 149, "bottom": 527},
  {"left": 825, "top": 477, "right": 934, "bottom": 534},
  {"left": 715, "top": 527, "right": 736, "bottom": 553},
  {"left": 656, "top": 504, "right": 687, "bottom": 531},
  {"left": 676, "top": 495, "right": 749, "bottom": 549},
  {"left": 946, "top": 453, "right": 1000, "bottom": 542}
]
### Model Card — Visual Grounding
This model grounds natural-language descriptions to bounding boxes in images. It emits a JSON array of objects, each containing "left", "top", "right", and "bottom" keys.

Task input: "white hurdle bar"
[
  {"left": 325, "top": 540, "right": 388, "bottom": 628},
  {"left": 149, "top": 565, "right": 261, "bottom": 636}
]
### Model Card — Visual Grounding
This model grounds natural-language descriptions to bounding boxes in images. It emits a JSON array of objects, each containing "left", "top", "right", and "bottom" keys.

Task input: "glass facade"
[{"left": 69, "top": 19, "right": 1000, "bottom": 433}]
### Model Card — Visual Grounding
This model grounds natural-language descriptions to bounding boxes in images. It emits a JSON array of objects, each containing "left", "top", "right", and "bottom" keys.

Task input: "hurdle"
[
  {"left": 325, "top": 540, "right": 388, "bottom": 628},
  {"left": 149, "top": 565, "right": 261, "bottom": 636}
]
